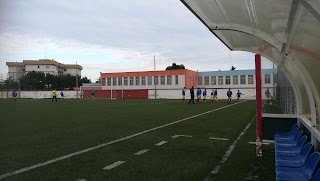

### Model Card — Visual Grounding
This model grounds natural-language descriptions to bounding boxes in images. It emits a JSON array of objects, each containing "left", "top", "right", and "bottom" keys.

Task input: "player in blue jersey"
[
  {"left": 236, "top": 90, "right": 243, "bottom": 100},
  {"left": 80, "top": 90, "right": 83, "bottom": 99},
  {"left": 182, "top": 87, "right": 186, "bottom": 101},
  {"left": 12, "top": 90, "right": 17, "bottom": 101},
  {"left": 202, "top": 89, "right": 207, "bottom": 102},
  {"left": 91, "top": 89, "right": 95, "bottom": 101},
  {"left": 213, "top": 88, "right": 218, "bottom": 101},
  {"left": 227, "top": 88, "right": 233, "bottom": 103},
  {"left": 60, "top": 91, "right": 64, "bottom": 99}
]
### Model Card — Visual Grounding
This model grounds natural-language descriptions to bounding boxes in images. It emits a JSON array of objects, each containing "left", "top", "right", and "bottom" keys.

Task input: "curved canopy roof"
[{"left": 181, "top": 0, "right": 320, "bottom": 131}]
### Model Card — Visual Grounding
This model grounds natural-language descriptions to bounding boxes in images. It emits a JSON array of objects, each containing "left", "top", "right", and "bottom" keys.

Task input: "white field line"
[
  {"left": 133, "top": 149, "right": 149, "bottom": 156},
  {"left": 102, "top": 161, "right": 125, "bottom": 170},
  {"left": 76, "top": 179, "right": 86, "bottom": 181},
  {"left": 204, "top": 114, "right": 255, "bottom": 180},
  {"left": 0, "top": 100, "right": 247, "bottom": 180},
  {"left": 155, "top": 141, "right": 168, "bottom": 146},
  {"left": 171, "top": 135, "right": 192, "bottom": 138},
  {"left": 209, "top": 137, "right": 229, "bottom": 141},
  {"left": 150, "top": 101, "right": 180, "bottom": 105},
  {"left": 248, "top": 142, "right": 270, "bottom": 145},
  {"left": 262, "top": 139, "right": 274, "bottom": 144}
]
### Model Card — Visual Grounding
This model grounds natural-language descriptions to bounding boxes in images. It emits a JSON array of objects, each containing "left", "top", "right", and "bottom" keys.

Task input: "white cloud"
[{"left": 0, "top": 0, "right": 274, "bottom": 81}]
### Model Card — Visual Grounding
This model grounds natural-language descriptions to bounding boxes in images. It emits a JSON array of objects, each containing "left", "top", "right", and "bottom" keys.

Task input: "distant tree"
[
  {"left": 80, "top": 76, "right": 91, "bottom": 85},
  {"left": 166, "top": 63, "right": 186, "bottom": 70}
]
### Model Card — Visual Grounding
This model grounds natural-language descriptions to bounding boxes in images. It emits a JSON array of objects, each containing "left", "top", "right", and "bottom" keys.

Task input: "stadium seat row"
[{"left": 274, "top": 124, "right": 320, "bottom": 181}]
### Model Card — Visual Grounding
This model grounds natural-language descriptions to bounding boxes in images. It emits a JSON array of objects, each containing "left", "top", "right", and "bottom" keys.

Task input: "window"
[
  {"left": 102, "top": 78, "right": 106, "bottom": 86},
  {"left": 46, "top": 65, "right": 49, "bottom": 69},
  {"left": 218, "top": 76, "right": 223, "bottom": 85},
  {"left": 167, "top": 76, "right": 172, "bottom": 85},
  {"left": 204, "top": 76, "right": 209, "bottom": 85},
  {"left": 240, "top": 75, "right": 246, "bottom": 84},
  {"left": 135, "top": 77, "right": 140, "bottom": 85},
  {"left": 211, "top": 76, "right": 216, "bottom": 85},
  {"left": 160, "top": 76, "right": 165, "bottom": 85},
  {"left": 141, "top": 76, "right": 146, "bottom": 85},
  {"left": 154, "top": 76, "right": 158, "bottom": 85},
  {"left": 107, "top": 78, "right": 111, "bottom": 86},
  {"left": 225, "top": 76, "right": 230, "bottom": 85},
  {"left": 265, "top": 74, "right": 271, "bottom": 84},
  {"left": 38, "top": 66, "right": 40, "bottom": 69},
  {"left": 148, "top": 76, "right": 152, "bottom": 85},
  {"left": 124, "top": 77, "right": 128, "bottom": 86},
  {"left": 198, "top": 77, "right": 203, "bottom": 85},
  {"left": 130, "top": 77, "right": 134, "bottom": 85},
  {"left": 118, "top": 77, "right": 122, "bottom": 86},
  {"left": 113, "top": 78, "right": 117, "bottom": 86},
  {"left": 248, "top": 75, "right": 254, "bottom": 84},
  {"left": 233, "top": 75, "right": 238, "bottom": 85},
  {"left": 175, "top": 75, "right": 178, "bottom": 85},
  {"left": 64, "top": 69, "right": 67, "bottom": 71}
]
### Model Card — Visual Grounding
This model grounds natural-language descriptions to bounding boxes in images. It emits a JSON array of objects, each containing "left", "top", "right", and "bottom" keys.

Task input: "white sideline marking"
[
  {"left": 76, "top": 179, "right": 86, "bottom": 181},
  {"left": 262, "top": 139, "right": 274, "bottom": 144},
  {"left": 103, "top": 161, "right": 125, "bottom": 170},
  {"left": 209, "top": 137, "right": 229, "bottom": 141},
  {"left": 248, "top": 142, "right": 270, "bottom": 145},
  {"left": 155, "top": 141, "right": 168, "bottom": 146},
  {"left": 171, "top": 135, "right": 192, "bottom": 138},
  {"left": 134, "top": 149, "right": 149, "bottom": 156},
  {"left": 151, "top": 101, "right": 180, "bottom": 105},
  {"left": 0, "top": 100, "right": 247, "bottom": 180},
  {"left": 204, "top": 114, "right": 255, "bottom": 180}
]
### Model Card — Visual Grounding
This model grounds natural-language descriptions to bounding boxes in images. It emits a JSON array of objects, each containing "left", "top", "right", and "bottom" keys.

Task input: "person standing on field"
[
  {"left": 182, "top": 87, "right": 186, "bottom": 101},
  {"left": 12, "top": 90, "right": 17, "bottom": 101},
  {"left": 52, "top": 89, "right": 57, "bottom": 102},
  {"left": 188, "top": 86, "right": 195, "bottom": 105}
]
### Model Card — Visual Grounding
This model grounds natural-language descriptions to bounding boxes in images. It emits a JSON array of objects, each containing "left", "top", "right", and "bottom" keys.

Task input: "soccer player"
[
  {"left": 60, "top": 91, "right": 64, "bottom": 99},
  {"left": 265, "top": 88, "right": 272, "bottom": 100},
  {"left": 203, "top": 88, "right": 207, "bottom": 102},
  {"left": 188, "top": 86, "right": 195, "bottom": 105},
  {"left": 236, "top": 90, "right": 243, "bottom": 101},
  {"left": 182, "top": 87, "right": 186, "bottom": 101},
  {"left": 210, "top": 89, "right": 214, "bottom": 101},
  {"left": 80, "top": 90, "right": 83, "bottom": 99},
  {"left": 12, "top": 90, "right": 17, "bottom": 101},
  {"left": 91, "top": 89, "right": 95, "bottom": 101},
  {"left": 213, "top": 88, "right": 218, "bottom": 101},
  {"left": 197, "top": 88, "right": 202, "bottom": 102},
  {"left": 227, "top": 88, "right": 232, "bottom": 103},
  {"left": 52, "top": 89, "right": 57, "bottom": 102}
]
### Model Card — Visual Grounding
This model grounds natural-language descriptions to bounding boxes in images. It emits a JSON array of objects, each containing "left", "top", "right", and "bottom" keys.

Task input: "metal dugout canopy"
[{"left": 180, "top": 0, "right": 320, "bottom": 136}]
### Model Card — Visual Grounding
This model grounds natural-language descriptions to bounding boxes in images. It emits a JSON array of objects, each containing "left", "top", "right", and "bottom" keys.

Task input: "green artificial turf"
[{"left": 0, "top": 99, "right": 275, "bottom": 180}]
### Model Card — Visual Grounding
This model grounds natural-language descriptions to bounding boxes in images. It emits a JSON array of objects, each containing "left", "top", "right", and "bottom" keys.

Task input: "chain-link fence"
[{"left": 276, "top": 69, "right": 296, "bottom": 114}]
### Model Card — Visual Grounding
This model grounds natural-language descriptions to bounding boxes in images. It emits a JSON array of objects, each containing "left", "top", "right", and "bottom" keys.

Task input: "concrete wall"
[
  {"left": 148, "top": 88, "right": 275, "bottom": 100},
  {"left": 64, "top": 68, "right": 81, "bottom": 76},
  {"left": 0, "top": 91, "right": 78, "bottom": 99}
]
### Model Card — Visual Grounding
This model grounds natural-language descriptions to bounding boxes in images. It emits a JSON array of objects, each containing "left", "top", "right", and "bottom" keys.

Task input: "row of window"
[
  {"left": 36, "top": 65, "right": 68, "bottom": 72},
  {"left": 198, "top": 74, "right": 275, "bottom": 85},
  {"left": 102, "top": 75, "right": 179, "bottom": 86}
]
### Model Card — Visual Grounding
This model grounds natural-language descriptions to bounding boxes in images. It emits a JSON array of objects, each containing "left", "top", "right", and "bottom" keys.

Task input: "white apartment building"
[{"left": 6, "top": 59, "right": 82, "bottom": 80}]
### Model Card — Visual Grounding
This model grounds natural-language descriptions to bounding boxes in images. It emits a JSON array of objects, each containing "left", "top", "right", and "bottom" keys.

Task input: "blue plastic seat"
[
  {"left": 275, "top": 124, "right": 298, "bottom": 138},
  {"left": 276, "top": 152, "right": 320, "bottom": 181},
  {"left": 275, "top": 124, "right": 299, "bottom": 141},
  {"left": 311, "top": 168, "right": 320, "bottom": 181},
  {"left": 275, "top": 143, "right": 313, "bottom": 168},
  {"left": 275, "top": 136, "right": 307, "bottom": 157},
  {"left": 275, "top": 130, "right": 303, "bottom": 148}
]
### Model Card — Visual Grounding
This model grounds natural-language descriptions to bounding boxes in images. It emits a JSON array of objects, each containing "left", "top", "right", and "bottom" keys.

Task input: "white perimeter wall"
[
  {"left": 148, "top": 88, "right": 275, "bottom": 100},
  {"left": 1, "top": 91, "right": 78, "bottom": 99}
]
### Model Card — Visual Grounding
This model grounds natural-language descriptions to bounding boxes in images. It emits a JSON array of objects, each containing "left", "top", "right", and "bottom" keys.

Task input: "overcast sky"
[{"left": 0, "top": 0, "right": 273, "bottom": 81}]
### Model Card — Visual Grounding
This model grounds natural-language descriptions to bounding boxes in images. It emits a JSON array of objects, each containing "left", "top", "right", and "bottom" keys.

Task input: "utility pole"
[{"left": 154, "top": 55, "right": 157, "bottom": 99}]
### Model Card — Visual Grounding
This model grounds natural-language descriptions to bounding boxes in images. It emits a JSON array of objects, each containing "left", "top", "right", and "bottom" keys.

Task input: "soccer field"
[{"left": 0, "top": 99, "right": 275, "bottom": 180}]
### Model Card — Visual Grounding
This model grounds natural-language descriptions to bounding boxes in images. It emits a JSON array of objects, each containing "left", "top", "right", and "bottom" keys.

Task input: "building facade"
[
  {"left": 6, "top": 59, "right": 82, "bottom": 80},
  {"left": 98, "top": 69, "right": 276, "bottom": 99}
]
